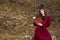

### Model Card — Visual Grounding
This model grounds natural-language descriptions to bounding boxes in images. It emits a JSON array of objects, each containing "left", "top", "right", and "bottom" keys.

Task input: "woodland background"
[{"left": 0, "top": 0, "right": 60, "bottom": 40}]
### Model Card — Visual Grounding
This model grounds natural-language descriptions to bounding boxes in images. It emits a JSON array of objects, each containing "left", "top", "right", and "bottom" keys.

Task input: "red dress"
[{"left": 33, "top": 16, "right": 52, "bottom": 40}]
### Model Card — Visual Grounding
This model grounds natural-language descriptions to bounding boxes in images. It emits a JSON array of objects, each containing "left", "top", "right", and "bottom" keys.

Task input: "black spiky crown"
[{"left": 39, "top": 4, "right": 44, "bottom": 9}]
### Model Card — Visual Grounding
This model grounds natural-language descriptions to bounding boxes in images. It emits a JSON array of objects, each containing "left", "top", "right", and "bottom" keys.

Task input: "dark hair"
[
  {"left": 39, "top": 4, "right": 44, "bottom": 10},
  {"left": 38, "top": 11, "right": 42, "bottom": 17},
  {"left": 37, "top": 4, "right": 47, "bottom": 20},
  {"left": 38, "top": 10, "right": 47, "bottom": 20},
  {"left": 38, "top": 4, "right": 45, "bottom": 17}
]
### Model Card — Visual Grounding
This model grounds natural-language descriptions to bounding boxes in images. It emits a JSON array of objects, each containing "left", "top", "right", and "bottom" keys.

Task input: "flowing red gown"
[{"left": 33, "top": 16, "right": 52, "bottom": 40}]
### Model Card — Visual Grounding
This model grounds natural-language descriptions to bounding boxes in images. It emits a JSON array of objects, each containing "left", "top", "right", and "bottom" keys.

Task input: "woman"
[{"left": 33, "top": 4, "right": 52, "bottom": 40}]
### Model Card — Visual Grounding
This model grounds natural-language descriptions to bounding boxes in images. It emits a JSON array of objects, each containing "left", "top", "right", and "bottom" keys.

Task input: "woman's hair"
[
  {"left": 36, "top": 4, "right": 47, "bottom": 20},
  {"left": 38, "top": 10, "right": 47, "bottom": 17},
  {"left": 36, "top": 10, "right": 47, "bottom": 20},
  {"left": 38, "top": 4, "right": 47, "bottom": 17}
]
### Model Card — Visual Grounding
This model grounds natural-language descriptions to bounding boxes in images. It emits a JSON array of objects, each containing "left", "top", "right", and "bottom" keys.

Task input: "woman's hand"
[{"left": 38, "top": 23, "right": 43, "bottom": 26}]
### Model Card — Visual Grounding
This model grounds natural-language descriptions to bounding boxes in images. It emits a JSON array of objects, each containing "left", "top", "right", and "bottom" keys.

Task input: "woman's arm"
[{"left": 42, "top": 16, "right": 51, "bottom": 28}]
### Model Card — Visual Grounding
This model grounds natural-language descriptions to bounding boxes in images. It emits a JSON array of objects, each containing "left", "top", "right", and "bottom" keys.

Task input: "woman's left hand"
[{"left": 38, "top": 23, "right": 43, "bottom": 26}]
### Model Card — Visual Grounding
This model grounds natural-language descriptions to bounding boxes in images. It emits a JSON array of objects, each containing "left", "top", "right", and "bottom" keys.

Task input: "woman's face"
[{"left": 39, "top": 9, "right": 45, "bottom": 15}]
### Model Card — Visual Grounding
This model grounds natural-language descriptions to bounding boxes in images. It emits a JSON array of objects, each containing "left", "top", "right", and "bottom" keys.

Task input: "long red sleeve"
[{"left": 42, "top": 16, "right": 51, "bottom": 28}]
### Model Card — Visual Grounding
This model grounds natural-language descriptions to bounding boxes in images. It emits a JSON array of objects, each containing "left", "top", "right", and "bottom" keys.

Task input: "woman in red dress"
[{"left": 33, "top": 4, "right": 52, "bottom": 40}]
